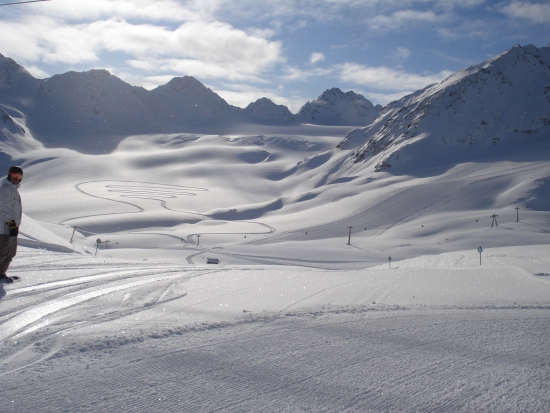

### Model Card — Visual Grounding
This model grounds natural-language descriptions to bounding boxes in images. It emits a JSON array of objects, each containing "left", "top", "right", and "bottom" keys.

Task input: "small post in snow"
[
  {"left": 515, "top": 207, "right": 519, "bottom": 222},
  {"left": 69, "top": 226, "right": 77, "bottom": 244},
  {"left": 388, "top": 256, "right": 392, "bottom": 269},
  {"left": 196, "top": 234, "right": 201, "bottom": 246},
  {"left": 490, "top": 214, "right": 498, "bottom": 227},
  {"left": 478, "top": 246, "right": 483, "bottom": 265},
  {"left": 347, "top": 226, "right": 353, "bottom": 245}
]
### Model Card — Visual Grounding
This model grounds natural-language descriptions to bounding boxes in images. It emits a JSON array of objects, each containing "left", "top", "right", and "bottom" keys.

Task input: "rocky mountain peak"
[
  {"left": 297, "top": 88, "right": 382, "bottom": 126},
  {"left": 160, "top": 76, "right": 209, "bottom": 93},
  {"left": 0, "top": 53, "right": 37, "bottom": 90},
  {"left": 244, "top": 98, "right": 295, "bottom": 124}
]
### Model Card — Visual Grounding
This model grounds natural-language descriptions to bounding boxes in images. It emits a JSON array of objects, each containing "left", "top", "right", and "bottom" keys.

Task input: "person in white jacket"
[{"left": 0, "top": 166, "right": 23, "bottom": 283}]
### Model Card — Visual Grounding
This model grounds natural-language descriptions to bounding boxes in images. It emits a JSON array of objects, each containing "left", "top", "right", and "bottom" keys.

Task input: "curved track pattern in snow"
[{"left": 59, "top": 180, "right": 276, "bottom": 238}]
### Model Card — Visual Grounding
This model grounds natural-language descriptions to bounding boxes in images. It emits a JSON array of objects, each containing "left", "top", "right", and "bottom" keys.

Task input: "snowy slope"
[
  {"left": 298, "top": 87, "right": 382, "bottom": 126},
  {"left": 0, "top": 105, "right": 41, "bottom": 152},
  {"left": 338, "top": 44, "right": 550, "bottom": 174},
  {"left": 0, "top": 244, "right": 549, "bottom": 412}
]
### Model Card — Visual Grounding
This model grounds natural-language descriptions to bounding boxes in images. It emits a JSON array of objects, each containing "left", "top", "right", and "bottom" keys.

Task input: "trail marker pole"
[
  {"left": 515, "top": 207, "right": 519, "bottom": 222},
  {"left": 347, "top": 226, "right": 353, "bottom": 245},
  {"left": 197, "top": 234, "right": 200, "bottom": 246},
  {"left": 478, "top": 246, "right": 483, "bottom": 265},
  {"left": 69, "top": 226, "right": 77, "bottom": 244},
  {"left": 388, "top": 256, "right": 392, "bottom": 269},
  {"left": 490, "top": 214, "right": 498, "bottom": 227}
]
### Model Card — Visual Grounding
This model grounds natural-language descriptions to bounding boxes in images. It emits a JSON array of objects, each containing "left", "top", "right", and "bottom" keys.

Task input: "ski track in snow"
[
  {"left": 61, "top": 180, "right": 276, "bottom": 239},
  {"left": 1, "top": 247, "right": 549, "bottom": 412},
  {"left": 1, "top": 305, "right": 549, "bottom": 412},
  {"left": 0, "top": 268, "right": 198, "bottom": 341}
]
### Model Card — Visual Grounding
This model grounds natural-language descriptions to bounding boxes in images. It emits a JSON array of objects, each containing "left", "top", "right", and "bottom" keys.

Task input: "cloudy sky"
[{"left": 0, "top": 0, "right": 548, "bottom": 112}]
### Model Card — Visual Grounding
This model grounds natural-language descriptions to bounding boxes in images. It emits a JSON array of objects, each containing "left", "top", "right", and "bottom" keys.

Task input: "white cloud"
[
  {"left": 210, "top": 0, "right": 485, "bottom": 25},
  {"left": 187, "top": 1, "right": 439, "bottom": 26},
  {"left": 391, "top": 47, "right": 411, "bottom": 61},
  {"left": 247, "top": 27, "right": 277, "bottom": 38},
  {"left": 435, "top": 18, "right": 503, "bottom": 40},
  {"left": 0, "top": 16, "right": 283, "bottom": 79},
  {"left": 0, "top": 16, "right": 100, "bottom": 64},
  {"left": 363, "top": 90, "right": 414, "bottom": 105},
  {"left": 367, "top": 9, "right": 446, "bottom": 31},
  {"left": 127, "top": 58, "right": 268, "bottom": 82},
  {"left": 10, "top": 0, "right": 491, "bottom": 36},
  {"left": 98, "top": 19, "right": 282, "bottom": 68},
  {"left": 17, "top": 0, "right": 205, "bottom": 22},
  {"left": 338, "top": 63, "right": 453, "bottom": 91},
  {"left": 498, "top": 1, "right": 550, "bottom": 24},
  {"left": 108, "top": 70, "right": 174, "bottom": 90},
  {"left": 431, "top": 0, "right": 486, "bottom": 11},
  {"left": 281, "top": 66, "right": 334, "bottom": 81},
  {"left": 24, "top": 65, "right": 50, "bottom": 80},
  {"left": 309, "top": 52, "right": 325, "bottom": 65}
]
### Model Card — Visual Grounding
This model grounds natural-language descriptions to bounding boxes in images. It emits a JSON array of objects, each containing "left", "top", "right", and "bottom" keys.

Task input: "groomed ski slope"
[{"left": 1, "top": 244, "right": 549, "bottom": 412}]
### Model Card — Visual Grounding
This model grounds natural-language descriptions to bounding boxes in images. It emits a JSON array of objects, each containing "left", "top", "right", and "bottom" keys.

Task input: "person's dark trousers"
[{"left": 0, "top": 234, "right": 17, "bottom": 275}]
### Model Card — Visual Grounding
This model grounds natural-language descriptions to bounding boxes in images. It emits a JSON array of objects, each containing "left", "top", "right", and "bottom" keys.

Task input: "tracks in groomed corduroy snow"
[{"left": 2, "top": 306, "right": 549, "bottom": 413}]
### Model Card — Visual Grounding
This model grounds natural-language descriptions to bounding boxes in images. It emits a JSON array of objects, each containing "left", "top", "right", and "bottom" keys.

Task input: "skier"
[{"left": 0, "top": 166, "right": 23, "bottom": 283}]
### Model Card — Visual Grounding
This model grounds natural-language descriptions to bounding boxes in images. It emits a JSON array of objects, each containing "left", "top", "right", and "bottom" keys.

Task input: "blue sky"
[{"left": 0, "top": 0, "right": 548, "bottom": 112}]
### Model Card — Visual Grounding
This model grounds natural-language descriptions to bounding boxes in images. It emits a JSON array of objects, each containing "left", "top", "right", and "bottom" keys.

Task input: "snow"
[
  {"left": 343, "top": 44, "right": 550, "bottom": 173},
  {"left": 0, "top": 44, "right": 549, "bottom": 412},
  {"left": 244, "top": 97, "right": 296, "bottom": 124},
  {"left": 297, "top": 87, "right": 382, "bottom": 126},
  {"left": 1, "top": 246, "right": 549, "bottom": 412}
]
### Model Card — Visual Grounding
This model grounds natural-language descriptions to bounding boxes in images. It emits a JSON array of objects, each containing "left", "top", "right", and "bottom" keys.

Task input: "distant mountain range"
[
  {"left": 1, "top": 43, "right": 549, "bottom": 172},
  {"left": 0, "top": 54, "right": 381, "bottom": 150},
  {"left": 338, "top": 44, "right": 550, "bottom": 174}
]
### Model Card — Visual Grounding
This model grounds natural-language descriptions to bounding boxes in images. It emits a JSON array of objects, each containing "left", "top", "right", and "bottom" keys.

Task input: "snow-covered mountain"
[
  {"left": 297, "top": 88, "right": 382, "bottom": 126},
  {"left": 0, "top": 53, "right": 40, "bottom": 97},
  {"left": 338, "top": 44, "right": 550, "bottom": 174},
  {"left": 144, "top": 76, "right": 240, "bottom": 128},
  {"left": 0, "top": 54, "right": 383, "bottom": 153},
  {"left": 30, "top": 69, "right": 152, "bottom": 142},
  {"left": 243, "top": 97, "right": 296, "bottom": 124}
]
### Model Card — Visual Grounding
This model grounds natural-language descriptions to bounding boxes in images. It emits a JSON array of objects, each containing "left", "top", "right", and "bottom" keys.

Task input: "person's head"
[{"left": 8, "top": 166, "right": 23, "bottom": 184}]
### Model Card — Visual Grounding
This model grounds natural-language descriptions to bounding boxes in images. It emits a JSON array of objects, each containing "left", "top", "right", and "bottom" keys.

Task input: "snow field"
[{"left": 1, "top": 243, "right": 549, "bottom": 411}]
